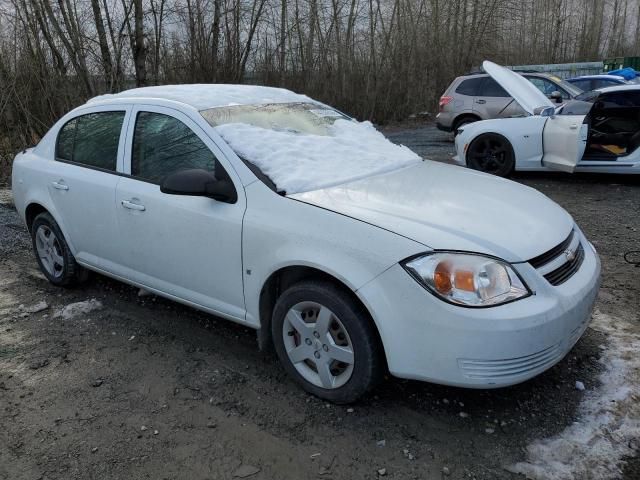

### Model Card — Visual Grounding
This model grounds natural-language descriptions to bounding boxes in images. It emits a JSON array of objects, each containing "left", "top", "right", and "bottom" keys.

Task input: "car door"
[
  {"left": 542, "top": 114, "right": 588, "bottom": 172},
  {"left": 48, "top": 106, "right": 130, "bottom": 269},
  {"left": 115, "top": 105, "right": 246, "bottom": 320}
]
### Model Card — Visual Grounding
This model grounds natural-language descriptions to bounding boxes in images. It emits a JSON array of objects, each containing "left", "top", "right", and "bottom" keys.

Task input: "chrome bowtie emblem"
[{"left": 564, "top": 248, "right": 575, "bottom": 262}]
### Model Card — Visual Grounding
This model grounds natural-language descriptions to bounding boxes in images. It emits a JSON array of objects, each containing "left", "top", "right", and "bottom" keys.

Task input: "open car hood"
[{"left": 483, "top": 61, "right": 555, "bottom": 115}]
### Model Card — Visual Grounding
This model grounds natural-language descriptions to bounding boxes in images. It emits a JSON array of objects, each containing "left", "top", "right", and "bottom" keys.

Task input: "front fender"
[{"left": 241, "top": 182, "right": 426, "bottom": 328}]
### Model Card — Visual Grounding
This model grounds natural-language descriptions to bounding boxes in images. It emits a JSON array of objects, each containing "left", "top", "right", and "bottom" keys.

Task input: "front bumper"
[{"left": 358, "top": 233, "right": 601, "bottom": 388}]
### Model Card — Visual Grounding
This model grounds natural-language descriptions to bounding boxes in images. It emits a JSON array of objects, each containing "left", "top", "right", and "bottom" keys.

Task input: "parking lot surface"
[{"left": 1, "top": 124, "right": 639, "bottom": 479}]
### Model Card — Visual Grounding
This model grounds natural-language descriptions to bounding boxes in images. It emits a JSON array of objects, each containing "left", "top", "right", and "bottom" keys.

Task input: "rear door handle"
[
  {"left": 476, "top": 99, "right": 486, "bottom": 104},
  {"left": 52, "top": 181, "right": 69, "bottom": 191},
  {"left": 121, "top": 200, "right": 146, "bottom": 211}
]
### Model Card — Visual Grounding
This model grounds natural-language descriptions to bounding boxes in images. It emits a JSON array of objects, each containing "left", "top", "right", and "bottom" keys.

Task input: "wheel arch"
[
  {"left": 23, "top": 201, "right": 77, "bottom": 254},
  {"left": 256, "top": 265, "right": 387, "bottom": 368},
  {"left": 25, "top": 202, "right": 49, "bottom": 233},
  {"left": 465, "top": 131, "right": 515, "bottom": 167},
  {"left": 453, "top": 113, "right": 481, "bottom": 131}
]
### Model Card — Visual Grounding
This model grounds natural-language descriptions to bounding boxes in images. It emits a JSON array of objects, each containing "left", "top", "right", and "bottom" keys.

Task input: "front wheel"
[
  {"left": 466, "top": 133, "right": 515, "bottom": 177},
  {"left": 271, "top": 280, "right": 383, "bottom": 403}
]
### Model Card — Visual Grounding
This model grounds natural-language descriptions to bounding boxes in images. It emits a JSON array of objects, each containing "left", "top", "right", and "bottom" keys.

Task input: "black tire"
[
  {"left": 453, "top": 115, "right": 479, "bottom": 136},
  {"left": 466, "top": 133, "right": 515, "bottom": 177},
  {"left": 271, "top": 280, "right": 383, "bottom": 404},
  {"left": 31, "top": 212, "right": 87, "bottom": 287}
]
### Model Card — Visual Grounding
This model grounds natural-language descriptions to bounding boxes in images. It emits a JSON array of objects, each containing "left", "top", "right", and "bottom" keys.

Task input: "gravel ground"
[{"left": 1, "top": 123, "right": 639, "bottom": 479}]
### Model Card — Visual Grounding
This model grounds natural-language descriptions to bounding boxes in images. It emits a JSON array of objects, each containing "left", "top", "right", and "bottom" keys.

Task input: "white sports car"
[{"left": 454, "top": 61, "right": 640, "bottom": 176}]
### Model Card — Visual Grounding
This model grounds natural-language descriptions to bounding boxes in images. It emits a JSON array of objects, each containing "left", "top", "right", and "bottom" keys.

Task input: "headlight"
[{"left": 402, "top": 252, "right": 530, "bottom": 307}]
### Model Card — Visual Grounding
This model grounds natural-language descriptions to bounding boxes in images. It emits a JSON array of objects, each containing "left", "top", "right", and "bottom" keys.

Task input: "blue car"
[{"left": 567, "top": 75, "right": 629, "bottom": 91}]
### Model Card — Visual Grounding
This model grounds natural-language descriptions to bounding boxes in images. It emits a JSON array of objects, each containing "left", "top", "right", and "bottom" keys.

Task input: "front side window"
[
  {"left": 132, "top": 112, "right": 218, "bottom": 184},
  {"left": 56, "top": 112, "right": 125, "bottom": 171}
]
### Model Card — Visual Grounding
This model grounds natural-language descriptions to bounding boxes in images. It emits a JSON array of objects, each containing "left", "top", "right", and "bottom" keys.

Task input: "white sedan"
[
  {"left": 454, "top": 61, "right": 640, "bottom": 176},
  {"left": 12, "top": 85, "right": 600, "bottom": 403}
]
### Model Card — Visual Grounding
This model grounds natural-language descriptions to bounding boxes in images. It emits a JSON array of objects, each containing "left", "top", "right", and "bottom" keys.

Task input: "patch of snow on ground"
[
  {"left": 509, "top": 311, "right": 640, "bottom": 480},
  {"left": 54, "top": 299, "right": 103, "bottom": 320},
  {"left": 215, "top": 119, "right": 421, "bottom": 194}
]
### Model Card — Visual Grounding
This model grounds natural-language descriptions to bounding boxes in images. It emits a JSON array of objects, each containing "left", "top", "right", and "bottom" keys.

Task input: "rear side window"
[
  {"left": 455, "top": 78, "right": 484, "bottom": 96},
  {"left": 131, "top": 112, "right": 217, "bottom": 184},
  {"left": 478, "top": 78, "right": 509, "bottom": 97},
  {"left": 55, "top": 112, "right": 125, "bottom": 171}
]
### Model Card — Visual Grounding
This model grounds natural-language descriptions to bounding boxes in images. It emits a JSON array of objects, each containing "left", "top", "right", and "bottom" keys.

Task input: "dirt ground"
[{"left": 1, "top": 124, "right": 639, "bottom": 480}]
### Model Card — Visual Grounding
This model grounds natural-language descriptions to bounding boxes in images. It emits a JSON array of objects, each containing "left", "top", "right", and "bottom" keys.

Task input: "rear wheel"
[
  {"left": 31, "top": 212, "right": 87, "bottom": 287},
  {"left": 271, "top": 280, "right": 383, "bottom": 403},
  {"left": 466, "top": 133, "right": 515, "bottom": 177}
]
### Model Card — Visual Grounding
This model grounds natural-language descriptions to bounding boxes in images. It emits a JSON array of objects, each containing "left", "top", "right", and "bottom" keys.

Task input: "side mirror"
[
  {"left": 160, "top": 169, "right": 237, "bottom": 204},
  {"left": 550, "top": 91, "right": 563, "bottom": 103},
  {"left": 533, "top": 106, "right": 555, "bottom": 117}
]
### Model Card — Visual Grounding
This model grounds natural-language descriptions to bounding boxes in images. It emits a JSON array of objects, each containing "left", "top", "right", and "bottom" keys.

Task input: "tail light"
[{"left": 439, "top": 96, "right": 453, "bottom": 112}]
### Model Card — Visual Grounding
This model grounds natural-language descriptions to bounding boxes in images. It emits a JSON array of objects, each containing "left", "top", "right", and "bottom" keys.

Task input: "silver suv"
[{"left": 436, "top": 72, "right": 583, "bottom": 133}]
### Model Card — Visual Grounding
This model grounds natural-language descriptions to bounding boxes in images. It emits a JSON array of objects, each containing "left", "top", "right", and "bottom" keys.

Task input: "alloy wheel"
[
  {"left": 282, "top": 301, "right": 355, "bottom": 389},
  {"left": 35, "top": 225, "right": 64, "bottom": 278},
  {"left": 468, "top": 136, "right": 511, "bottom": 174}
]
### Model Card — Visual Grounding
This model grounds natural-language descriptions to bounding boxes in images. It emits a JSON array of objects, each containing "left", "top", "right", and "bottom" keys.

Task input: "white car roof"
[
  {"left": 88, "top": 84, "right": 316, "bottom": 110},
  {"left": 571, "top": 75, "right": 626, "bottom": 81},
  {"left": 595, "top": 84, "right": 640, "bottom": 93}
]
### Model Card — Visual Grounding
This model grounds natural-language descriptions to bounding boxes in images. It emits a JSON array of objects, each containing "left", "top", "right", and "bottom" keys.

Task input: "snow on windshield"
[{"left": 213, "top": 119, "right": 421, "bottom": 194}]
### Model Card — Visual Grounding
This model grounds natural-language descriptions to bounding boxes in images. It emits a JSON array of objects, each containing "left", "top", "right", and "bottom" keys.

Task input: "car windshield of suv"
[
  {"left": 200, "top": 103, "right": 421, "bottom": 195},
  {"left": 548, "top": 75, "right": 583, "bottom": 96}
]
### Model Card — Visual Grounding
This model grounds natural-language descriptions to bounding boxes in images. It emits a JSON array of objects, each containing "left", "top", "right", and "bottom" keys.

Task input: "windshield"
[
  {"left": 550, "top": 75, "right": 584, "bottom": 97},
  {"left": 200, "top": 102, "right": 421, "bottom": 195},
  {"left": 575, "top": 90, "right": 600, "bottom": 102},
  {"left": 201, "top": 102, "right": 350, "bottom": 136}
]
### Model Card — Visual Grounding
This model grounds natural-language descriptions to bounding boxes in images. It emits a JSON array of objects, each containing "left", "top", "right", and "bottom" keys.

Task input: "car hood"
[
  {"left": 290, "top": 162, "right": 573, "bottom": 263},
  {"left": 483, "top": 60, "right": 555, "bottom": 115}
]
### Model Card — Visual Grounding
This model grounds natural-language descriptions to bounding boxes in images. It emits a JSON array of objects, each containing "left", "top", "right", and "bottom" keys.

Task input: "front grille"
[
  {"left": 458, "top": 342, "right": 563, "bottom": 381},
  {"left": 544, "top": 243, "right": 585, "bottom": 285},
  {"left": 527, "top": 229, "right": 584, "bottom": 286},
  {"left": 529, "top": 230, "right": 574, "bottom": 268}
]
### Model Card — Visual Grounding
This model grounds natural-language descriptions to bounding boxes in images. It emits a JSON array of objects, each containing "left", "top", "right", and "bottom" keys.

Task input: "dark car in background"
[
  {"left": 566, "top": 75, "right": 630, "bottom": 91},
  {"left": 436, "top": 71, "right": 583, "bottom": 133}
]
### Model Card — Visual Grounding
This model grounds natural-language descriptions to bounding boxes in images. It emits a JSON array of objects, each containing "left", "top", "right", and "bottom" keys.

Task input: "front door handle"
[
  {"left": 52, "top": 181, "right": 69, "bottom": 191},
  {"left": 476, "top": 99, "right": 486, "bottom": 104},
  {"left": 121, "top": 200, "right": 146, "bottom": 211},
  {"left": 569, "top": 124, "right": 578, "bottom": 130}
]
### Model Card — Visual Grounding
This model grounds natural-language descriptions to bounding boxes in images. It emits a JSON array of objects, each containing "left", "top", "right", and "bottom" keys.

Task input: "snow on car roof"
[{"left": 89, "top": 84, "right": 316, "bottom": 110}]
